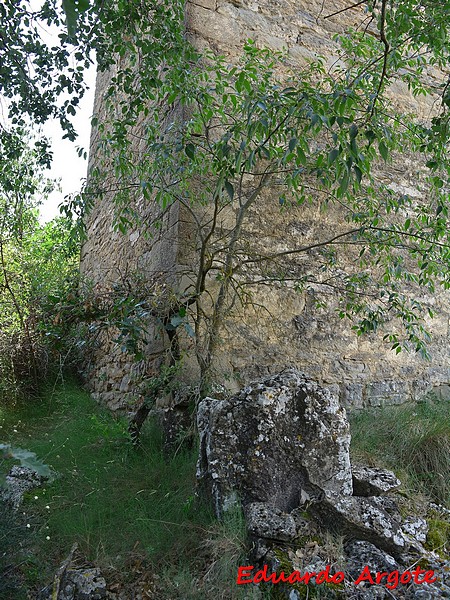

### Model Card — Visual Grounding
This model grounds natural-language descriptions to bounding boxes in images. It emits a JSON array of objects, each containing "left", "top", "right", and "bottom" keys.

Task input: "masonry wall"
[{"left": 80, "top": 0, "right": 450, "bottom": 411}]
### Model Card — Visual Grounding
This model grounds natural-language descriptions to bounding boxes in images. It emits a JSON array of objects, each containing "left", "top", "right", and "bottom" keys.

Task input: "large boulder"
[{"left": 196, "top": 369, "right": 352, "bottom": 517}]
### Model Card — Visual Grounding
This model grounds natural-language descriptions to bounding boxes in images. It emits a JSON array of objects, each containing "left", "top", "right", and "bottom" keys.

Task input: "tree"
[
  {"left": 1, "top": 0, "right": 449, "bottom": 423},
  {"left": 0, "top": 134, "right": 80, "bottom": 400},
  {"left": 83, "top": 0, "right": 450, "bottom": 401}
]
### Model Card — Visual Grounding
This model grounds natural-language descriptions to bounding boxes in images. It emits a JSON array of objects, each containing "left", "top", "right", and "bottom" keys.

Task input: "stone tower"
[{"left": 80, "top": 0, "right": 450, "bottom": 412}]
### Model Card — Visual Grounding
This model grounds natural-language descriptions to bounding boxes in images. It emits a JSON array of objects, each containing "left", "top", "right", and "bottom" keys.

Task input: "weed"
[
  {"left": 350, "top": 395, "right": 450, "bottom": 507},
  {"left": 0, "top": 502, "right": 30, "bottom": 599},
  {"left": 425, "top": 518, "right": 450, "bottom": 555},
  {"left": 0, "top": 380, "right": 214, "bottom": 592},
  {"left": 156, "top": 506, "right": 268, "bottom": 599}
]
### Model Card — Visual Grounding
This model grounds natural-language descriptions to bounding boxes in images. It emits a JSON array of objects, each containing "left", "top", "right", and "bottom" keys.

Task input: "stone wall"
[
  {"left": 80, "top": 63, "right": 184, "bottom": 409},
  {"left": 80, "top": 0, "right": 450, "bottom": 411}
]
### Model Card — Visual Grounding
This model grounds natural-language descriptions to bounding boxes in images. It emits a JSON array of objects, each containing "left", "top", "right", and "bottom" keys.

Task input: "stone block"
[
  {"left": 352, "top": 465, "right": 401, "bottom": 496},
  {"left": 366, "top": 380, "right": 407, "bottom": 407},
  {"left": 341, "top": 383, "right": 364, "bottom": 409},
  {"left": 197, "top": 369, "right": 352, "bottom": 517}
]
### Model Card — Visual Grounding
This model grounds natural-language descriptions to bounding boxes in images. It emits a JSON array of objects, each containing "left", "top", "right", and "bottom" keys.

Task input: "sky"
[
  {"left": 39, "top": 68, "right": 96, "bottom": 222},
  {"left": 33, "top": 4, "right": 97, "bottom": 223},
  {"left": 20, "top": 0, "right": 97, "bottom": 222}
]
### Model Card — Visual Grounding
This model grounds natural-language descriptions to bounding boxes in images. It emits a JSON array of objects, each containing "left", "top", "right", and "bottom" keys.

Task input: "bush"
[{"left": 0, "top": 215, "right": 81, "bottom": 402}]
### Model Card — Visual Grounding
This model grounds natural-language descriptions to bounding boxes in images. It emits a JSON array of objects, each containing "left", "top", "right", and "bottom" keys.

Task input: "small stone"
[
  {"left": 352, "top": 465, "right": 401, "bottom": 496},
  {"left": 246, "top": 502, "right": 297, "bottom": 542}
]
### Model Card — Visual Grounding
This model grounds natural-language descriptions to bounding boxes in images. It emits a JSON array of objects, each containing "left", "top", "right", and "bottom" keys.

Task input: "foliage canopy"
[{"left": 1, "top": 0, "right": 450, "bottom": 393}]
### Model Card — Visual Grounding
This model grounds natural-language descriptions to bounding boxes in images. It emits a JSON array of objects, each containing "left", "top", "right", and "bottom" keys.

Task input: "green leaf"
[
  {"left": 296, "top": 148, "right": 307, "bottom": 165},
  {"left": 185, "top": 143, "right": 195, "bottom": 159},
  {"left": 289, "top": 138, "right": 298, "bottom": 152},
  {"left": 337, "top": 174, "right": 349, "bottom": 197},
  {"left": 364, "top": 129, "right": 376, "bottom": 143},
  {"left": 224, "top": 180, "right": 234, "bottom": 200},
  {"left": 184, "top": 322, "right": 195, "bottom": 338},
  {"left": 328, "top": 148, "right": 339, "bottom": 165},
  {"left": 170, "top": 315, "right": 184, "bottom": 328},
  {"left": 62, "top": 0, "right": 89, "bottom": 37},
  {"left": 378, "top": 141, "right": 389, "bottom": 161}
]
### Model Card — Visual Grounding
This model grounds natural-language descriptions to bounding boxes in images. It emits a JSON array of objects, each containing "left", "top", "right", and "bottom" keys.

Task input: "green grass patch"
[
  {"left": 350, "top": 395, "right": 450, "bottom": 507},
  {"left": 0, "top": 380, "right": 214, "bottom": 591}
]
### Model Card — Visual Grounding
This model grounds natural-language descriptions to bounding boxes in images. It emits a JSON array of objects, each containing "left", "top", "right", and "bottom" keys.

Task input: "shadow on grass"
[{"left": 0, "top": 379, "right": 215, "bottom": 594}]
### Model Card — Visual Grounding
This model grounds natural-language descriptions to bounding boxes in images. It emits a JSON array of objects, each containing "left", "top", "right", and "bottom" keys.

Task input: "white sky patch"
[
  {"left": 39, "top": 67, "right": 96, "bottom": 223},
  {"left": 28, "top": 0, "right": 97, "bottom": 222}
]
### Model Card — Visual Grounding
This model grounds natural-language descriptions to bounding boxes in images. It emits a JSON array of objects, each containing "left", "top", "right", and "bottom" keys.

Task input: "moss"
[
  {"left": 271, "top": 549, "right": 345, "bottom": 599},
  {"left": 425, "top": 519, "right": 450, "bottom": 556}
]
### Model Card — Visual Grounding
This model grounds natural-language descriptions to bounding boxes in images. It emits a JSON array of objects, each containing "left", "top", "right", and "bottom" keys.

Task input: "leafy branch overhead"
[
  {"left": 1, "top": 1, "right": 449, "bottom": 390},
  {"left": 83, "top": 0, "right": 449, "bottom": 371}
]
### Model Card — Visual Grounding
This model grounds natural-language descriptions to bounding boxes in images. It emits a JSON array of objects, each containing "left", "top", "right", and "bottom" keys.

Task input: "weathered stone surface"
[
  {"left": 366, "top": 381, "right": 408, "bottom": 407},
  {"left": 352, "top": 465, "right": 401, "bottom": 497},
  {"left": 246, "top": 502, "right": 297, "bottom": 542},
  {"left": 352, "top": 588, "right": 390, "bottom": 599},
  {"left": 38, "top": 569, "right": 106, "bottom": 600},
  {"left": 341, "top": 383, "right": 364, "bottom": 409},
  {"left": 402, "top": 516, "right": 428, "bottom": 544},
  {"left": 345, "top": 540, "right": 398, "bottom": 581},
  {"left": 406, "top": 583, "right": 450, "bottom": 599},
  {"left": 312, "top": 496, "right": 407, "bottom": 556},
  {"left": 197, "top": 369, "right": 352, "bottom": 516},
  {"left": 1, "top": 466, "right": 48, "bottom": 510}
]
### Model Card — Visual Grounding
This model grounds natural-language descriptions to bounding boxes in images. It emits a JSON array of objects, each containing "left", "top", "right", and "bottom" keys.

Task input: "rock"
[
  {"left": 406, "top": 583, "right": 450, "bottom": 598},
  {"left": 290, "top": 507, "right": 316, "bottom": 537},
  {"left": 1, "top": 466, "right": 48, "bottom": 510},
  {"left": 402, "top": 516, "right": 428, "bottom": 544},
  {"left": 352, "top": 465, "right": 401, "bottom": 496},
  {"left": 345, "top": 541, "right": 399, "bottom": 581},
  {"left": 312, "top": 496, "right": 407, "bottom": 556},
  {"left": 246, "top": 502, "right": 297, "bottom": 542},
  {"left": 352, "top": 588, "right": 390, "bottom": 599},
  {"left": 67, "top": 569, "right": 106, "bottom": 600},
  {"left": 196, "top": 369, "right": 352, "bottom": 517},
  {"left": 38, "top": 568, "right": 106, "bottom": 600},
  {"left": 369, "top": 495, "right": 402, "bottom": 522},
  {"left": 429, "top": 503, "right": 450, "bottom": 518}
]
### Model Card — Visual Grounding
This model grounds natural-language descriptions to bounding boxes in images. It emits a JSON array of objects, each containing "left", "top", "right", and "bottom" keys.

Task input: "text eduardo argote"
[{"left": 236, "top": 564, "right": 437, "bottom": 590}]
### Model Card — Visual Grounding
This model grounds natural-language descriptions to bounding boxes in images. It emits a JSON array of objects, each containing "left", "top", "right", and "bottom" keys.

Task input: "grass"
[
  {"left": 157, "top": 507, "right": 269, "bottom": 599},
  {"left": 350, "top": 393, "right": 450, "bottom": 507},
  {"left": 0, "top": 379, "right": 218, "bottom": 595},
  {"left": 0, "top": 501, "right": 31, "bottom": 600},
  {"left": 4, "top": 381, "right": 448, "bottom": 597}
]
